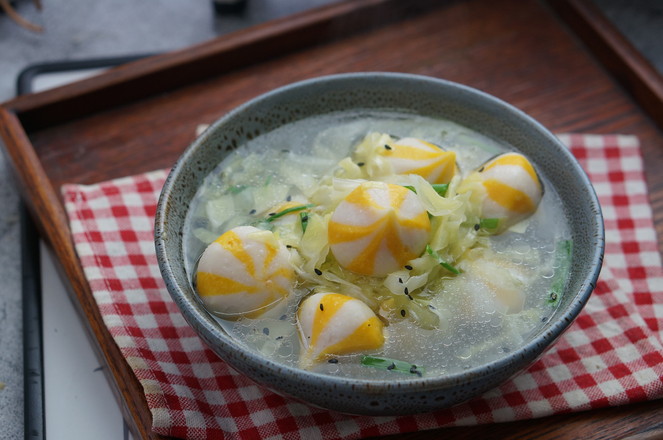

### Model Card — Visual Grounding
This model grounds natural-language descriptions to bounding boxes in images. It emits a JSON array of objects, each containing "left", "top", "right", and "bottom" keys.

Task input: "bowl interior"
[{"left": 155, "top": 72, "right": 604, "bottom": 411}]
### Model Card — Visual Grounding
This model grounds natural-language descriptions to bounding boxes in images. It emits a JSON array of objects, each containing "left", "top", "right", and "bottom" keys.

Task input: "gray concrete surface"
[
  {"left": 0, "top": 1, "right": 661, "bottom": 440},
  {"left": 0, "top": 160, "right": 22, "bottom": 440}
]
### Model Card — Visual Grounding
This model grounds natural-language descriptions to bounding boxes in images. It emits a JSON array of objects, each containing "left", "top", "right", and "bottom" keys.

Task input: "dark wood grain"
[
  {"left": 1, "top": 0, "right": 662, "bottom": 439},
  {"left": 549, "top": 0, "right": 663, "bottom": 132}
]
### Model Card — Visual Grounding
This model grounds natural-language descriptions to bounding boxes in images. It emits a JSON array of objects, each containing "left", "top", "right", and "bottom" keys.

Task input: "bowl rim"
[{"left": 155, "top": 72, "right": 605, "bottom": 394}]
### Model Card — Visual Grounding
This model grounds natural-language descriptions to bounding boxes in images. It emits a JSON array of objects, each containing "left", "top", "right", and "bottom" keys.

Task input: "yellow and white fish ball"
[
  {"left": 381, "top": 137, "right": 458, "bottom": 184},
  {"left": 297, "top": 292, "right": 385, "bottom": 367},
  {"left": 468, "top": 152, "right": 543, "bottom": 230},
  {"left": 328, "top": 181, "right": 430, "bottom": 277},
  {"left": 196, "top": 225, "right": 294, "bottom": 318}
]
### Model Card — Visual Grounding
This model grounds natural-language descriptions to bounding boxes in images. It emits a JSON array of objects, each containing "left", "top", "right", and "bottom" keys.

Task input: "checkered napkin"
[{"left": 62, "top": 134, "right": 663, "bottom": 440}]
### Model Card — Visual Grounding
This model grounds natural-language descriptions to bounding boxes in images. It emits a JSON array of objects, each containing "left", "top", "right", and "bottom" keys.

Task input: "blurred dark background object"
[{"left": 212, "top": 0, "right": 248, "bottom": 14}]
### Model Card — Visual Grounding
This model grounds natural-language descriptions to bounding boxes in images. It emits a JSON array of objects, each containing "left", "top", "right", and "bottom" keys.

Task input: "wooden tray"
[{"left": 2, "top": 0, "right": 662, "bottom": 438}]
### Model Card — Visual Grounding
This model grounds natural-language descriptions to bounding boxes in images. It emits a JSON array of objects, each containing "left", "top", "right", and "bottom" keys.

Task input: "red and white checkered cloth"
[{"left": 63, "top": 134, "right": 663, "bottom": 440}]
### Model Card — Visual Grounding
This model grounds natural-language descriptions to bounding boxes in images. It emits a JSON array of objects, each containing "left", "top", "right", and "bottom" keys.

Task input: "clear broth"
[{"left": 184, "top": 110, "right": 570, "bottom": 378}]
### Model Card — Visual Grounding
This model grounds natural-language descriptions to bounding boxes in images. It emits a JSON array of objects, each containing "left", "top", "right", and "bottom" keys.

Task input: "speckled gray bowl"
[{"left": 155, "top": 72, "right": 604, "bottom": 416}]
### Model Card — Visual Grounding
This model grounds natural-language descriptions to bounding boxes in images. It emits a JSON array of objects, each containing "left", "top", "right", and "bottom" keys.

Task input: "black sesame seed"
[
  {"left": 474, "top": 224, "right": 480, "bottom": 231},
  {"left": 262, "top": 327, "right": 270, "bottom": 336},
  {"left": 276, "top": 336, "right": 284, "bottom": 340},
  {"left": 550, "top": 292, "right": 558, "bottom": 301},
  {"left": 387, "top": 363, "right": 396, "bottom": 370},
  {"left": 319, "top": 303, "right": 324, "bottom": 311},
  {"left": 357, "top": 162, "right": 365, "bottom": 167},
  {"left": 478, "top": 166, "right": 485, "bottom": 172},
  {"left": 314, "top": 268, "right": 323, "bottom": 276},
  {"left": 328, "top": 358, "right": 339, "bottom": 364},
  {"left": 428, "top": 304, "right": 437, "bottom": 310},
  {"left": 404, "top": 287, "right": 409, "bottom": 295},
  {"left": 249, "top": 209, "right": 256, "bottom": 215},
  {"left": 541, "top": 316, "right": 548, "bottom": 322},
  {"left": 286, "top": 195, "right": 292, "bottom": 202},
  {"left": 404, "top": 265, "right": 413, "bottom": 270},
  {"left": 268, "top": 212, "right": 276, "bottom": 217},
  {"left": 301, "top": 214, "right": 309, "bottom": 222},
  {"left": 410, "top": 365, "right": 422, "bottom": 376},
  {"left": 407, "top": 295, "right": 414, "bottom": 301},
  {"left": 384, "top": 144, "right": 392, "bottom": 150},
  {"left": 280, "top": 314, "right": 287, "bottom": 320},
  {"left": 400, "top": 309, "right": 406, "bottom": 317},
  {"left": 398, "top": 277, "right": 403, "bottom": 284}
]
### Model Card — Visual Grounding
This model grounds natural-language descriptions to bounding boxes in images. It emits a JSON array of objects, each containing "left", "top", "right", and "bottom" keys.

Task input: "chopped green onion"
[
  {"left": 432, "top": 183, "right": 448, "bottom": 196},
  {"left": 300, "top": 211, "right": 309, "bottom": 232},
  {"left": 361, "top": 355, "right": 425, "bottom": 377},
  {"left": 403, "top": 184, "right": 448, "bottom": 196},
  {"left": 265, "top": 203, "right": 314, "bottom": 223},
  {"left": 425, "top": 245, "right": 461, "bottom": 274},
  {"left": 548, "top": 240, "right": 573, "bottom": 306},
  {"left": 479, "top": 218, "right": 500, "bottom": 229},
  {"left": 439, "top": 261, "right": 460, "bottom": 274},
  {"left": 228, "top": 184, "right": 247, "bottom": 194}
]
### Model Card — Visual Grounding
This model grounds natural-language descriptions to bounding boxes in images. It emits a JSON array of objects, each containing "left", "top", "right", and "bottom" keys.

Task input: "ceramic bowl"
[{"left": 155, "top": 72, "right": 604, "bottom": 415}]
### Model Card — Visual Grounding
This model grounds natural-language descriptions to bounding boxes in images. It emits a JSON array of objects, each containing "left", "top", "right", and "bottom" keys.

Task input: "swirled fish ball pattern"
[
  {"left": 469, "top": 152, "right": 544, "bottom": 230},
  {"left": 328, "top": 181, "right": 431, "bottom": 277},
  {"left": 297, "top": 292, "right": 385, "bottom": 366},
  {"left": 196, "top": 226, "right": 294, "bottom": 318},
  {"left": 381, "top": 137, "right": 458, "bottom": 184}
]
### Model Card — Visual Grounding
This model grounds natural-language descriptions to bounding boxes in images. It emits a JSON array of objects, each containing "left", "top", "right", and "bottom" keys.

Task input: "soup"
[{"left": 184, "top": 110, "right": 571, "bottom": 379}]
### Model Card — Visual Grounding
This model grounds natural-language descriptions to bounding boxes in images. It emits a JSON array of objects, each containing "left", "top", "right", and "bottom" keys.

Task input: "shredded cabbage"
[
  {"left": 197, "top": 131, "right": 542, "bottom": 333},
  {"left": 268, "top": 132, "right": 495, "bottom": 330}
]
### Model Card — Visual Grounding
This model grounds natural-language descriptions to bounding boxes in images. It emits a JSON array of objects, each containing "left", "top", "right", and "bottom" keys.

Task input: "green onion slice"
[
  {"left": 432, "top": 183, "right": 449, "bottom": 196},
  {"left": 479, "top": 218, "right": 500, "bottom": 229},
  {"left": 425, "top": 245, "right": 461, "bottom": 274},
  {"left": 265, "top": 204, "right": 314, "bottom": 223},
  {"left": 228, "top": 184, "right": 247, "bottom": 194},
  {"left": 299, "top": 211, "right": 309, "bottom": 232},
  {"left": 403, "top": 183, "right": 448, "bottom": 197},
  {"left": 361, "top": 355, "right": 425, "bottom": 377}
]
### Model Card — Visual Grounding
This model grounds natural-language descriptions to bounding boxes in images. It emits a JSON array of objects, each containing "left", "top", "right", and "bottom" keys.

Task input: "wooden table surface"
[{"left": 1, "top": 0, "right": 662, "bottom": 438}]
